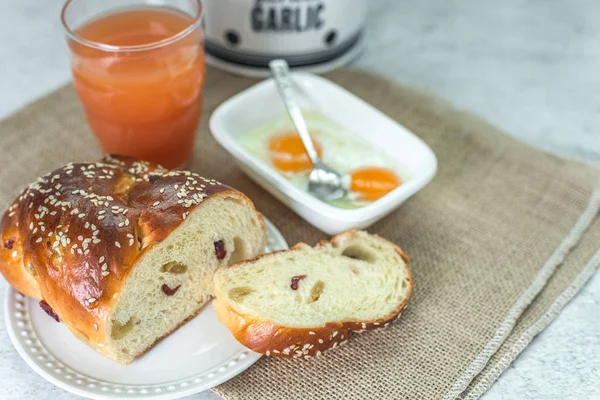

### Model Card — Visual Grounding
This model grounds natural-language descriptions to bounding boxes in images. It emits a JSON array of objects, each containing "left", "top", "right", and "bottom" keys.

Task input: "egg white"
[{"left": 239, "top": 111, "right": 407, "bottom": 209}]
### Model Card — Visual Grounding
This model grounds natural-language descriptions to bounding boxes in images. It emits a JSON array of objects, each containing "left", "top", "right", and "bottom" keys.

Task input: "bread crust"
[
  {"left": 213, "top": 230, "right": 413, "bottom": 359},
  {"left": 0, "top": 155, "right": 264, "bottom": 355}
]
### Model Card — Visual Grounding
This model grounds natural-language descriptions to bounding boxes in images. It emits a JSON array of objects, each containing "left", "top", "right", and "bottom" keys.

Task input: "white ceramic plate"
[
  {"left": 5, "top": 218, "right": 287, "bottom": 400},
  {"left": 210, "top": 73, "right": 437, "bottom": 235}
]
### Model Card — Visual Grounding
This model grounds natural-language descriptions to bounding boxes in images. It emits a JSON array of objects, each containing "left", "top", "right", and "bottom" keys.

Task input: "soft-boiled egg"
[
  {"left": 239, "top": 111, "right": 408, "bottom": 208},
  {"left": 268, "top": 133, "right": 323, "bottom": 173},
  {"left": 350, "top": 167, "right": 403, "bottom": 201}
]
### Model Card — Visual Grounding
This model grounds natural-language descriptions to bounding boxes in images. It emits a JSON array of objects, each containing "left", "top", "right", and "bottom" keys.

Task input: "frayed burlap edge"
[
  {"left": 444, "top": 187, "right": 600, "bottom": 399},
  {"left": 463, "top": 245, "right": 600, "bottom": 400}
]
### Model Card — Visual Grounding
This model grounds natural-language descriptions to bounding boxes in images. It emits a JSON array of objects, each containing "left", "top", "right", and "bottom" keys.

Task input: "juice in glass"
[{"left": 62, "top": 1, "right": 205, "bottom": 169}]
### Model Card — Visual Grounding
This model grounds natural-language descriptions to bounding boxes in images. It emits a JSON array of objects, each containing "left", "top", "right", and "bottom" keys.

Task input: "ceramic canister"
[{"left": 202, "top": 0, "right": 368, "bottom": 75}]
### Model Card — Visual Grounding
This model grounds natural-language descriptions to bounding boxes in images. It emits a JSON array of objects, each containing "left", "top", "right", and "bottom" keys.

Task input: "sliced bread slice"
[{"left": 213, "top": 230, "right": 412, "bottom": 359}]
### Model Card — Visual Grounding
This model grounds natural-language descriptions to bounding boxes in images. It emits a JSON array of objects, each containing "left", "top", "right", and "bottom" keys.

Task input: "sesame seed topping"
[
  {"left": 115, "top": 241, "right": 121, "bottom": 248},
  {"left": 35, "top": 237, "right": 42, "bottom": 243},
  {"left": 102, "top": 271, "right": 110, "bottom": 277},
  {"left": 118, "top": 222, "right": 124, "bottom": 228},
  {"left": 99, "top": 256, "right": 105, "bottom": 263},
  {"left": 265, "top": 351, "right": 270, "bottom": 356},
  {"left": 308, "top": 331, "right": 315, "bottom": 335},
  {"left": 159, "top": 188, "right": 165, "bottom": 194},
  {"left": 88, "top": 297, "right": 97, "bottom": 303},
  {"left": 153, "top": 201, "right": 160, "bottom": 206},
  {"left": 332, "top": 331, "right": 338, "bottom": 337},
  {"left": 101, "top": 263, "right": 108, "bottom": 271},
  {"left": 93, "top": 323, "right": 98, "bottom": 330},
  {"left": 273, "top": 350, "right": 280, "bottom": 354},
  {"left": 374, "top": 322, "right": 380, "bottom": 326},
  {"left": 11, "top": 250, "right": 17, "bottom": 258},
  {"left": 318, "top": 339, "right": 324, "bottom": 344}
]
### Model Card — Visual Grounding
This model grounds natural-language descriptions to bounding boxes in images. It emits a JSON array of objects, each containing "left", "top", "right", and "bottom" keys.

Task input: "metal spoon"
[{"left": 268, "top": 59, "right": 346, "bottom": 201}]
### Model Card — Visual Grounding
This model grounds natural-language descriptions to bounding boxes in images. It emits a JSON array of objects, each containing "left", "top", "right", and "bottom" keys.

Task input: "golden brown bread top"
[
  {"left": 0, "top": 155, "right": 235, "bottom": 336},
  {"left": 214, "top": 295, "right": 407, "bottom": 359}
]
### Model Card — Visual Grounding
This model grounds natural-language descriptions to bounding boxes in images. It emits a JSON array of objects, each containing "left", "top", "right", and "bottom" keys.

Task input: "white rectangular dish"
[{"left": 209, "top": 73, "right": 437, "bottom": 235}]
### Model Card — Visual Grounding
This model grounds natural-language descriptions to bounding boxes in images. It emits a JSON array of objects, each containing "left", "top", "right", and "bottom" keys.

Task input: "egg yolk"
[
  {"left": 350, "top": 167, "right": 402, "bottom": 201},
  {"left": 268, "top": 133, "right": 323, "bottom": 173}
]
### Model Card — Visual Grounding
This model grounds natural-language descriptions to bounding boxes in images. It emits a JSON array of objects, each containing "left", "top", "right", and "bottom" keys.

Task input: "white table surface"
[{"left": 1, "top": 0, "right": 599, "bottom": 399}]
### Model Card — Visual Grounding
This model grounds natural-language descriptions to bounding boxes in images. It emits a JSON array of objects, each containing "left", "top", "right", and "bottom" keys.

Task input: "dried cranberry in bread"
[
  {"left": 213, "top": 230, "right": 412, "bottom": 359},
  {"left": 0, "top": 156, "right": 266, "bottom": 364}
]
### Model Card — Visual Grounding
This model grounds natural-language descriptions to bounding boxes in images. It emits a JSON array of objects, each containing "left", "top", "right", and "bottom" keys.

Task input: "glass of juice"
[{"left": 61, "top": 0, "right": 205, "bottom": 169}]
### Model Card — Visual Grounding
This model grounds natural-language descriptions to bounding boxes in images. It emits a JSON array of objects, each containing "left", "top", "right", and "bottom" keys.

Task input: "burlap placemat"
[{"left": 1, "top": 67, "right": 599, "bottom": 400}]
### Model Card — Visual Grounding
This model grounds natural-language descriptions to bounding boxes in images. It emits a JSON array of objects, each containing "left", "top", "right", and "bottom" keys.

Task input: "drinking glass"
[{"left": 61, "top": 0, "right": 205, "bottom": 169}]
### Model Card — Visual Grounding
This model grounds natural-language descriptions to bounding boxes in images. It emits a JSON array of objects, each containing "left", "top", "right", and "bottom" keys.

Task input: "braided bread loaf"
[{"left": 0, "top": 156, "right": 266, "bottom": 364}]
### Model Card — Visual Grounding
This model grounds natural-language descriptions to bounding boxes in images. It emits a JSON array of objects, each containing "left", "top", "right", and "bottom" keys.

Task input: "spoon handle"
[{"left": 269, "top": 59, "right": 322, "bottom": 165}]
